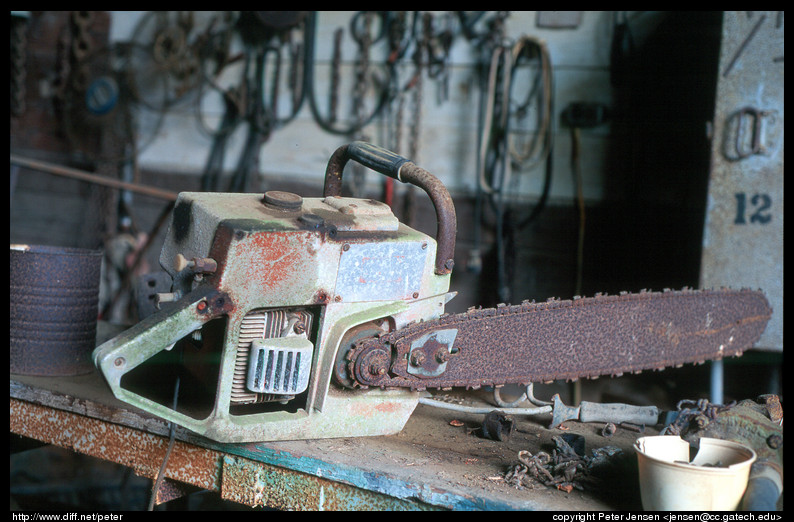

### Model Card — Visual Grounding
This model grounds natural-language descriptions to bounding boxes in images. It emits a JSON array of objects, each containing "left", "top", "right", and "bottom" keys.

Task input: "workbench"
[{"left": 11, "top": 364, "right": 653, "bottom": 511}]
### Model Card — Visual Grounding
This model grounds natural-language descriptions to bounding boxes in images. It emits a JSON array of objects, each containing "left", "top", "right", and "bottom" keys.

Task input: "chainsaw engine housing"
[{"left": 94, "top": 189, "right": 452, "bottom": 442}]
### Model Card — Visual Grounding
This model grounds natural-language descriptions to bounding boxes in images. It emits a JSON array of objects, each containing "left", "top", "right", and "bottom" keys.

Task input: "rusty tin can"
[{"left": 10, "top": 244, "right": 103, "bottom": 376}]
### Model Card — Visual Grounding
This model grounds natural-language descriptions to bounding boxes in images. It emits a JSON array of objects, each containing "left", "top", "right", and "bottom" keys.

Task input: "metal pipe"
[
  {"left": 418, "top": 397, "right": 551, "bottom": 417},
  {"left": 10, "top": 154, "right": 179, "bottom": 201},
  {"left": 710, "top": 359, "right": 724, "bottom": 405}
]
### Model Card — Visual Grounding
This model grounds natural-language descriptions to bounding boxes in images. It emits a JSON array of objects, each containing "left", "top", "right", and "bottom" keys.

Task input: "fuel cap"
[{"left": 262, "top": 191, "right": 302, "bottom": 210}]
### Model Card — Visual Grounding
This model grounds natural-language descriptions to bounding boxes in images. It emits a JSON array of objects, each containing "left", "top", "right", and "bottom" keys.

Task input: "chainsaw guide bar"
[{"left": 347, "top": 288, "right": 772, "bottom": 390}]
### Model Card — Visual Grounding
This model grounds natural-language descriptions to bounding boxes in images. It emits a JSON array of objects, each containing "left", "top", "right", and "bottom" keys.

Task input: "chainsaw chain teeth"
[{"left": 346, "top": 288, "right": 772, "bottom": 391}]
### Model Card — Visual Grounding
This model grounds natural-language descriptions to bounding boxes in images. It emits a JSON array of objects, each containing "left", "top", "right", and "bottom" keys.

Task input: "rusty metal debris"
[
  {"left": 505, "top": 435, "right": 623, "bottom": 493},
  {"left": 619, "top": 422, "right": 645, "bottom": 433},
  {"left": 480, "top": 411, "right": 515, "bottom": 441},
  {"left": 757, "top": 394, "right": 783, "bottom": 424},
  {"left": 661, "top": 398, "right": 736, "bottom": 436},
  {"left": 679, "top": 395, "right": 783, "bottom": 511},
  {"left": 601, "top": 423, "right": 617, "bottom": 438}
]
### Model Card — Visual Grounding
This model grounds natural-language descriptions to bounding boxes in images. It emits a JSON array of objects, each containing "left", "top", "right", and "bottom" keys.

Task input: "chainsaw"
[{"left": 93, "top": 142, "right": 772, "bottom": 443}]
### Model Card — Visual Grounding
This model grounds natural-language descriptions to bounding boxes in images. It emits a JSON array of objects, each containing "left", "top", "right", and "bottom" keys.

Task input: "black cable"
[
  {"left": 472, "top": 34, "right": 556, "bottom": 302},
  {"left": 303, "top": 12, "right": 393, "bottom": 136},
  {"left": 514, "top": 68, "right": 555, "bottom": 231},
  {"left": 228, "top": 46, "right": 272, "bottom": 192},
  {"left": 200, "top": 92, "right": 239, "bottom": 191},
  {"left": 147, "top": 375, "right": 180, "bottom": 511}
]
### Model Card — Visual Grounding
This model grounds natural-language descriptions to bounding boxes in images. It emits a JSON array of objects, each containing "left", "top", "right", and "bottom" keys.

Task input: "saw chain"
[{"left": 344, "top": 288, "right": 772, "bottom": 390}]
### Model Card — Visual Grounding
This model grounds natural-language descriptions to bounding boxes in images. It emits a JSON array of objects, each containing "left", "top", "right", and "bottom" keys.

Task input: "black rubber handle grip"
[{"left": 345, "top": 141, "right": 409, "bottom": 181}]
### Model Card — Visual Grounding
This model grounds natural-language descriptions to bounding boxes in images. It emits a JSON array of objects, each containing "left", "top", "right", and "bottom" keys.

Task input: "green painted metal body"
[{"left": 94, "top": 192, "right": 451, "bottom": 443}]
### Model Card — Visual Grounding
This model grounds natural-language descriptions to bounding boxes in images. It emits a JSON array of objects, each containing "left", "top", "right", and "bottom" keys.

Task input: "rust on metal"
[
  {"left": 601, "top": 423, "right": 617, "bottom": 438},
  {"left": 757, "top": 394, "right": 783, "bottom": 423},
  {"left": 154, "top": 479, "right": 202, "bottom": 506},
  {"left": 682, "top": 396, "right": 783, "bottom": 478},
  {"left": 349, "top": 288, "right": 772, "bottom": 390},
  {"left": 220, "top": 456, "right": 430, "bottom": 511},
  {"left": 10, "top": 397, "right": 222, "bottom": 491},
  {"left": 10, "top": 244, "right": 102, "bottom": 376},
  {"left": 13, "top": 396, "right": 427, "bottom": 509},
  {"left": 322, "top": 143, "right": 349, "bottom": 199},
  {"left": 398, "top": 162, "right": 457, "bottom": 275}
]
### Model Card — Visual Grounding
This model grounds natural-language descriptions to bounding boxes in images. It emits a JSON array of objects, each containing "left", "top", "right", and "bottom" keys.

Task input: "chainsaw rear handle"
[{"left": 324, "top": 141, "right": 456, "bottom": 275}]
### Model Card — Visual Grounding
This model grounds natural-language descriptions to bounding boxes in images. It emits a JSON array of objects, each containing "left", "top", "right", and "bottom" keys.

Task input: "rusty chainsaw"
[{"left": 93, "top": 142, "right": 772, "bottom": 443}]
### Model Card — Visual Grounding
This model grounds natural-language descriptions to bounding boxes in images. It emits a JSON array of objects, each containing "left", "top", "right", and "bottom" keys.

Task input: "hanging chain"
[
  {"left": 10, "top": 15, "right": 30, "bottom": 117},
  {"left": 400, "top": 13, "right": 433, "bottom": 227},
  {"left": 69, "top": 11, "right": 94, "bottom": 92},
  {"left": 408, "top": 13, "right": 430, "bottom": 164},
  {"left": 348, "top": 12, "right": 375, "bottom": 197},
  {"left": 352, "top": 12, "right": 373, "bottom": 127},
  {"left": 328, "top": 27, "right": 344, "bottom": 124}
]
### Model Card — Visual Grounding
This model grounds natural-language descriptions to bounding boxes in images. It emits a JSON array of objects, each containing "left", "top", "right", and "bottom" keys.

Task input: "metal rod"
[
  {"left": 10, "top": 154, "right": 179, "bottom": 201},
  {"left": 710, "top": 359, "right": 724, "bottom": 405},
  {"left": 418, "top": 397, "right": 551, "bottom": 416}
]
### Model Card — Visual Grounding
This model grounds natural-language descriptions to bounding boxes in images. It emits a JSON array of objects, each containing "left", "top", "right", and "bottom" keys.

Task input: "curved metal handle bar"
[{"left": 323, "top": 141, "right": 456, "bottom": 275}]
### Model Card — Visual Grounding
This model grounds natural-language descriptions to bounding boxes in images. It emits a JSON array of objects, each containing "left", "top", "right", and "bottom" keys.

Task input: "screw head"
[{"left": 767, "top": 434, "right": 783, "bottom": 449}]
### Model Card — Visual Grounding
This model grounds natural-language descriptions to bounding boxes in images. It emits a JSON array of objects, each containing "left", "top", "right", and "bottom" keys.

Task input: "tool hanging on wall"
[
  {"left": 347, "top": 11, "right": 377, "bottom": 198},
  {"left": 51, "top": 12, "right": 125, "bottom": 250},
  {"left": 198, "top": 12, "right": 308, "bottom": 193},
  {"left": 400, "top": 12, "right": 433, "bottom": 228},
  {"left": 10, "top": 12, "right": 31, "bottom": 117},
  {"left": 380, "top": 12, "right": 457, "bottom": 219},
  {"left": 425, "top": 12, "right": 455, "bottom": 105},
  {"left": 304, "top": 11, "right": 436, "bottom": 201},
  {"left": 226, "top": 44, "right": 269, "bottom": 193},
  {"left": 470, "top": 13, "right": 555, "bottom": 305},
  {"left": 380, "top": 11, "right": 414, "bottom": 208},
  {"left": 304, "top": 11, "right": 392, "bottom": 137}
]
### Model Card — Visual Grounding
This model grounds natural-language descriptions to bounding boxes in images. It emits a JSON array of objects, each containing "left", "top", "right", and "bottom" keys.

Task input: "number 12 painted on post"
[{"left": 734, "top": 192, "right": 772, "bottom": 225}]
